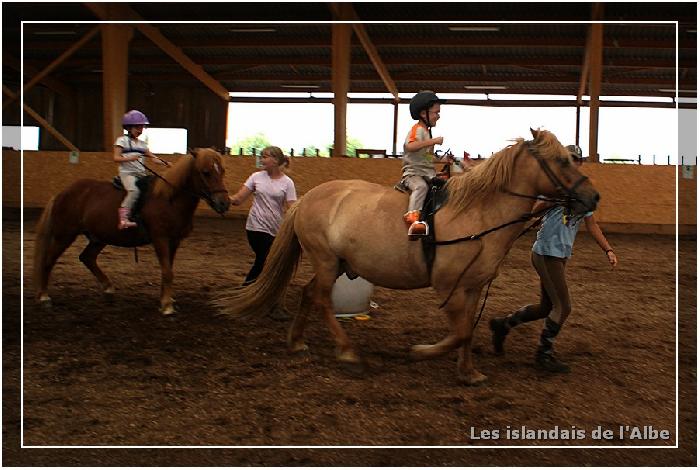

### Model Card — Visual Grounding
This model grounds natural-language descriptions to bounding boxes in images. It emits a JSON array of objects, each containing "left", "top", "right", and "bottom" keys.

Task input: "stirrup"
[{"left": 407, "top": 220, "right": 429, "bottom": 240}]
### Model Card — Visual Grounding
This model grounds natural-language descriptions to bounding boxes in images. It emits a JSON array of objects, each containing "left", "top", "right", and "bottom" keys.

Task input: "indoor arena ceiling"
[{"left": 3, "top": 2, "right": 697, "bottom": 105}]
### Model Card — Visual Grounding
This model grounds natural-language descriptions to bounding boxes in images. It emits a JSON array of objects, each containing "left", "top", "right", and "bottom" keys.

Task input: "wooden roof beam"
[
  {"left": 588, "top": 3, "right": 605, "bottom": 163},
  {"left": 577, "top": 29, "right": 591, "bottom": 105},
  {"left": 3, "top": 59, "right": 70, "bottom": 113},
  {"left": 228, "top": 95, "right": 684, "bottom": 109},
  {"left": 23, "top": 26, "right": 99, "bottom": 95},
  {"left": 211, "top": 72, "right": 682, "bottom": 87},
  {"left": 3, "top": 28, "right": 95, "bottom": 108},
  {"left": 29, "top": 35, "right": 689, "bottom": 50},
  {"left": 225, "top": 85, "right": 692, "bottom": 100},
  {"left": 4, "top": 53, "right": 73, "bottom": 97},
  {"left": 53, "top": 54, "right": 689, "bottom": 70},
  {"left": 4, "top": 84, "right": 79, "bottom": 151},
  {"left": 84, "top": 2, "right": 230, "bottom": 101},
  {"left": 329, "top": 2, "right": 399, "bottom": 101}
]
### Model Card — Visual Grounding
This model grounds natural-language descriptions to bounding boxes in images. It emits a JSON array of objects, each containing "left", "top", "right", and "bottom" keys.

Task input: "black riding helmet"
[
  {"left": 565, "top": 144, "right": 582, "bottom": 158},
  {"left": 565, "top": 144, "right": 585, "bottom": 164},
  {"left": 409, "top": 90, "right": 447, "bottom": 121}
]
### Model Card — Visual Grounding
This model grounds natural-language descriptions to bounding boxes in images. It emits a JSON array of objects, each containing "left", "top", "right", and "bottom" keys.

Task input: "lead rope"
[
  {"left": 433, "top": 141, "right": 586, "bottom": 328},
  {"left": 128, "top": 138, "right": 142, "bottom": 264},
  {"left": 436, "top": 205, "right": 557, "bottom": 328},
  {"left": 138, "top": 158, "right": 225, "bottom": 216},
  {"left": 469, "top": 210, "right": 550, "bottom": 329}
]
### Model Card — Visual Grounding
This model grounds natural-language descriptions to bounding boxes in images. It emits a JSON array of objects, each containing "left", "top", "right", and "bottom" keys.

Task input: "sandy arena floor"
[{"left": 2, "top": 212, "right": 696, "bottom": 466}]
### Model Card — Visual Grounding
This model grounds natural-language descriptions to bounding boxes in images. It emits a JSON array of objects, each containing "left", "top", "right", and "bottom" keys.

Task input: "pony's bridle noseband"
[
  {"left": 431, "top": 140, "right": 593, "bottom": 247},
  {"left": 138, "top": 155, "right": 228, "bottom": 214},
  {"left": 429, "top": 140, "right": 593, "bottom": 327},
  {"left": 506, "top": 142, "right": 590, "bottom": 212},
  {"left": 192, "top": 161, "right": 228, "bottom": 213},
  {"left": 527, "top": 142, "right": 589, "bottom": 205}
]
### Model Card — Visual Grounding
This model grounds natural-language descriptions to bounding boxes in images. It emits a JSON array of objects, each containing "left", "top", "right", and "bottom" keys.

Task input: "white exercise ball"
[{"left": 331, "top": 274, "right": 374, "bottom": 315}]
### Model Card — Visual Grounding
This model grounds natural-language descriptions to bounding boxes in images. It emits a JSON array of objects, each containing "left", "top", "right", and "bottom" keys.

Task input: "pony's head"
[
  {"left": 190, "top": 147, "right": 231, "bottom": 215},
  {"left": 526, "top": 128, "right": 599, "bottom": 215},
  {"left": 154, "top": 148, "right": 230, "bottom": 214}
]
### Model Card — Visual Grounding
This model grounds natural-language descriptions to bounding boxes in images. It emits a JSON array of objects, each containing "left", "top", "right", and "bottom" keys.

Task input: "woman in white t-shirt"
[{"left": 229, "top": 146, "right": 297, "bottom": 285}]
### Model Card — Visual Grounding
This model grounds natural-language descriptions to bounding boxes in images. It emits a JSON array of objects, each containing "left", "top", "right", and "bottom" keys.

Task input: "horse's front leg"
[
  {"left": 411, "top": 287, "right": 487, "bottom": 385},
  {"left": 152, "top": 237, "right": 175, "bottom": 315},
  {"left": 79, "top": 241, "right": 114, "bottom": 296},
  {"left": 456, "top": 288, "right": 488, "bottom": 386}
]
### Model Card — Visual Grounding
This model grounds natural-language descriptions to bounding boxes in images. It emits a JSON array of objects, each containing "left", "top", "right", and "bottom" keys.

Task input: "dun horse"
[
  {"left": 215, "top": 129, "right": 599, "bottom": 384},
  {"left": 33, "top": 148, "right": 230, "bottom": 314}
]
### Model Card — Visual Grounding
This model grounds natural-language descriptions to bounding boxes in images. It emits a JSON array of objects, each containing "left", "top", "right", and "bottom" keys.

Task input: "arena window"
[
  {"left": 2, "top": 126, "right": 39, "bottom": 151},
  {"left": 142, "top": 127, "right": 187, "bottom": 154}
]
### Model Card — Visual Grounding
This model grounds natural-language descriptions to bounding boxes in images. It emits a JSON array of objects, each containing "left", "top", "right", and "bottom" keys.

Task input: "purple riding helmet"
[{"left": 122, "top": 109, "right": 150, "bottom": 128}]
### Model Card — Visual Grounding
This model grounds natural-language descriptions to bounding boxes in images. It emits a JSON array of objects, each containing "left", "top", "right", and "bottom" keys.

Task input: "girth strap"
[{"left": 419, "top": 177, "right": 449, "bottom": 277}]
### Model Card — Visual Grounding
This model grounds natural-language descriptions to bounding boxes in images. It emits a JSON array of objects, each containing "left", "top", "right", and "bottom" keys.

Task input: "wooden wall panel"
[
  {"left": 5, "top": 83, "right": 227, "bottom": 151},
  {"left": 4, "top": 150, "right": 695, "bottom": 235}
]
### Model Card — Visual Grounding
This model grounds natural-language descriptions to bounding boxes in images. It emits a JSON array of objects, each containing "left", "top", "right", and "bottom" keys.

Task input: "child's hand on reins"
[{"left": 154, "top": 156, "right": 170, "bottom": 166}]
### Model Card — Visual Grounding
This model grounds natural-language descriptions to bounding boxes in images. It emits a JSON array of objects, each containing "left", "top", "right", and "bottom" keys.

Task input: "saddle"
[
  {"left": 395, "top": 176, "right": 450, "bottom": 275},
  {"left": 112, "top": 175, "right": 154, "bottom": 226}
]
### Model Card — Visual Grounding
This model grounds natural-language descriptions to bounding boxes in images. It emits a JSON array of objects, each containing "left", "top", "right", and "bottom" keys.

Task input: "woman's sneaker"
[
  {"left": 489, "top": 317, "right": 510, "bottom": 355},
  {"left": 534, "top": 350, "right": 570, "bottom": 373}
]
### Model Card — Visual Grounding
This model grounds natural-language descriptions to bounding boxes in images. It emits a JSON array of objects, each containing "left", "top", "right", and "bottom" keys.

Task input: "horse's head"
[
  {"left": 190, "top": 147, "right": 231, "bottom": 215},
  {"left": 527, "top": 129, "right": 600, "bottom": 216}
]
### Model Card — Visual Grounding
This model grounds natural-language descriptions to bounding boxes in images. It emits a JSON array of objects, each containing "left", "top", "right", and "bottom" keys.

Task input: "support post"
[
  {"left": 101, "top": 24, "right": 132, "bottom": 151},
  {"left": 575, "top": 105, "right": 581, "bottom": 147},
  {"left": 392, "top": 100, "right": 399, "bottom": 156},
  {"left": 332, "top": 22, "right": 350, "bottom": 157}
]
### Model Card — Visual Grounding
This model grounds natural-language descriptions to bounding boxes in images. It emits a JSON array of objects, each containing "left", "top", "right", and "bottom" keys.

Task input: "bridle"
[
  {"left": 506, "top": 141, "right": 590, "bottom": 211},
  {"left": 428, "top": 141, "right": 594, "bottom": 325},
  {"left": 190, "top": 158, "right": 229, "bottom": 213},
  {"left": 429, "top": 141, "right": 591, "bottom": 247},
  {"left": 139, "top": 154, "right": 228, "bottom": 214}
]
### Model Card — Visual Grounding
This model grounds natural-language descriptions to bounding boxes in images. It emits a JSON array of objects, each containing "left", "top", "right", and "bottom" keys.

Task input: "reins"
[
  {"left": 138, "top": 156, "right": 226, "bottom": 215},
  {"left": 428, "top": 141, "right": 586, "bottom": 247},
  {"left": 466, "top": 208, "right": 551, "bottom": 328},
  {"left": 432, "top": 141, "right": 587, "bottom": 328},
  {"left": 428, "top": 203, "right": 554, "bottom": 246}
]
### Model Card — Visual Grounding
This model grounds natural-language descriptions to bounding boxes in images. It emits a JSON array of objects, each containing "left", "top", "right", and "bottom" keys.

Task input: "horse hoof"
[
  {"left": 160, "top": 305, "right": 176, "bottom": 316},
  {"left": 37, "top": 296, "right": 52, "bottom": 309},
  {"left": 337, "top": 348, "right": 361, "bottom": 363},
  {"left": 459, "top": 370, "right": 488, "bottom": 386},
  {"left": 288, "top": 342, "right": 309, "bottom": 354},
  {"left": 409, "top": 344, "right": 433, "bottom": 361},
  {"left": 339, "top": 359, "right": 367, "bottom": 377},
  {"left": 103, "top": 291, "right": 115, "bottom": 302}
]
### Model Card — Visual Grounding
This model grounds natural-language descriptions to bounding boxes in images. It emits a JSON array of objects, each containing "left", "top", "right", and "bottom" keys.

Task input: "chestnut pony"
[
  {"left": 33, "top": 148, "right": 230, "bottom": 314},
  {"left": 215, "top": 129, "right": 599, "bottom": 384}
]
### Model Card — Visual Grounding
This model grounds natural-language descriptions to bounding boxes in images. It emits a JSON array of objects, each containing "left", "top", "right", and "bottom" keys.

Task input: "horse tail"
[
  {"left": 214, "top": 202, "right": 301, "bottom": 317},
  {"left": 33, "top": 196, "right": 56, "bottom": 294}
]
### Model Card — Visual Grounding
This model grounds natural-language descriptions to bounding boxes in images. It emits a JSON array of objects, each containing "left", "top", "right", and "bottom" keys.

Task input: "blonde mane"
[
  {"left": 445, "top": 138, "right": 524, "bottom": 213},
  {"left": 445, "top": 129, "right": 565, "bottom": 214},
  {"left": 151, "top": 154, "right": 195, "bottom": 199}
]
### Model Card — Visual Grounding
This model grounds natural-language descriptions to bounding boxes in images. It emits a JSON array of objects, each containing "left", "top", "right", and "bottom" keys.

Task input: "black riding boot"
[
  {"left": 489, "top": 305, "right": 543, "bottom": 354},
  {"left": 535, "top": 318, "right": 570, "bottom": 373}
]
